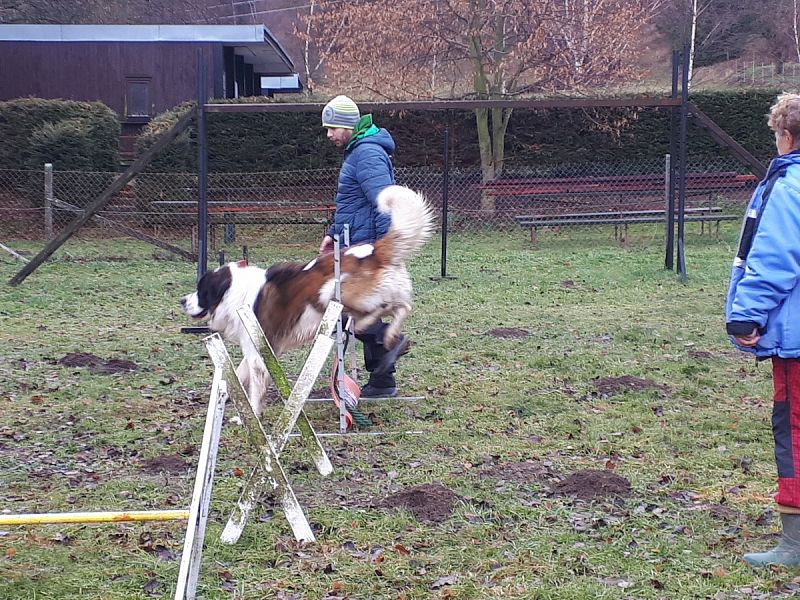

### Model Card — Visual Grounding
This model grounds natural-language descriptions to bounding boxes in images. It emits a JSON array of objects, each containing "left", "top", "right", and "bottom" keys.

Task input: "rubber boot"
[{"left": 744, "top": 513, "right": 800, "bottom": 567}]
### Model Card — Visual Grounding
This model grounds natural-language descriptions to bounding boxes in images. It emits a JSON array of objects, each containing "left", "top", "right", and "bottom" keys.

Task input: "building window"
[{"left": 125, "top": 78, "right": 151, "bottom": 118}]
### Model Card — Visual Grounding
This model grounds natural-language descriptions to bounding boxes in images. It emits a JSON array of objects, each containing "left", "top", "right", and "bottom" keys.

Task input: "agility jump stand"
[
  {"left": 173, "top": 301, "right": 342, "bottom": 598},
  {"left": 218, "top": 303, "right": 340, "bottom": 543}
]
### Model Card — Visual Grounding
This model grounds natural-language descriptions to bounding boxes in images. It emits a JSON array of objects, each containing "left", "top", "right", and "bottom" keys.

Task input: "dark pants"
[
  {"left": 773, "top": 357, "right": 800, "bottom": 508},
  {"left": 353, "top": 320, "right": 396, "bottom": 388}
]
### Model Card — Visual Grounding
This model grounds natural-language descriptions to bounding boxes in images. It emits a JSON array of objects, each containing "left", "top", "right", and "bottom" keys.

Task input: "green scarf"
[{"left": 346, "top": 114, "right": 379, "bottom": 150}]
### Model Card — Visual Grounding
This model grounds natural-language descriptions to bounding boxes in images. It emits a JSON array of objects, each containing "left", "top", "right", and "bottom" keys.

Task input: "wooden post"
[{"left": 44, "top": 163, "right": 53, "bottom": 240}]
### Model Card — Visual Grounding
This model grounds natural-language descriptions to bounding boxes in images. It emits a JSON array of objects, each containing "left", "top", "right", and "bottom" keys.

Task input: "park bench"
[
  {"left": 148, "top": 200, "right": 335, "bottom": 247},
  {"left": 480, "top": 171, "right": 757, "bottom": 206},
  {"left": 147, "top": 183, "right": 335, "bottom": 226},
  {"left": 515, "top": 206, "right": 739, "bottom": 243}
]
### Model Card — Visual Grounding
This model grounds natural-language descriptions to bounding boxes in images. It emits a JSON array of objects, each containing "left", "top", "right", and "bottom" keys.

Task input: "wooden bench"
[
  {"left": 148, "top": 201, "right": 335, "bottom": 246},
  {"left": 516, "top": 207, "right": 740, "bottom": 243},
  {"left": 150, "top": 201, "right": 335, "bottom": 224},
  {"left": 481, "top": 171, "right": 757, "bottom": 205}
]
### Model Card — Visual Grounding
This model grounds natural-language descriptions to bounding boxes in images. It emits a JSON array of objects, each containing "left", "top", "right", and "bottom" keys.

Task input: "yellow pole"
[{"left": 0, "top": 509, "right": 189, "bottom": 525}]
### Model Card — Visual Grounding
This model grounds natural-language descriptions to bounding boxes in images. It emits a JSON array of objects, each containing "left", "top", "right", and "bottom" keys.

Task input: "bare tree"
[
  {"left": 300, "top": 0, "right": 654, "bottom": 205},
  {"left": 294, "top": 0, "right": 346, "bottom": 96},
  {"left": 794, "top": 0, "right": 800, "bottom": 63}
]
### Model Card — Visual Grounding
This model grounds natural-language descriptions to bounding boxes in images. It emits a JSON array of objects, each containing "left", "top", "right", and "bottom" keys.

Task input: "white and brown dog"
[{"left": 181, "top": 185, "right": 434, "bottom": 415}]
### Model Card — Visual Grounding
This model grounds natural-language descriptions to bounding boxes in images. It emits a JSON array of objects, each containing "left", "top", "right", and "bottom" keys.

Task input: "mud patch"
[
  {"left": 58, "top": 352, "right": 138, "bottom": 374},
  {"left": 376, "top": 482, "right": 458, "bottom": 524},
  {"left": 480, "top": 460, "right": 553, "bottom": 483},
  {"left": 551, "top": 469, "right": 631, "bottom": 500},
  {"left": 707, "top": 503, "right": 739, "bottom": 522},
  {"left": 487, "top": 327, "right": 529, "bottom": 339},
  {"left": 592, "top": 375, "right": 669, "bottom": 398},
  {"left": 139, "top": 453, "right": 190, "bottom": 475}
]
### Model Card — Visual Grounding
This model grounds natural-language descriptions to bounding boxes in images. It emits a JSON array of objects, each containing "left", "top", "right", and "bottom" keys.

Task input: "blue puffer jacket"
[
  {"left": 726, "top": 150, "right": 800, "bottom": 358},
  {"left": 327, "top": 124, "right": 395, "bottom": 245}
]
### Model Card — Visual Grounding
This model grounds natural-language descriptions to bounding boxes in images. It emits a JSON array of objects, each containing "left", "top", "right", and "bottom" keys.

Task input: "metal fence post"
[
  {"left": 664, "top": 153, "right": 673, "bottom": 270},
  {"left": 197, "top": 50, "right": 209, "bottom": 280},
  {"left": 44, "top": 163, "right": 53, "bottom": 240}
]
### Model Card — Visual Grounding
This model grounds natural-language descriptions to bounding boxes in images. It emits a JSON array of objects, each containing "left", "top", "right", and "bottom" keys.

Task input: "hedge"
[
  {"left": 0, "top": 98, "right": 119, "bottom": 171},
  {"left": 137, "top": 90, "right": 783, "bottom": 173},
  {"left": 0, "top": 98, "right": 120, "bottom": 207}
]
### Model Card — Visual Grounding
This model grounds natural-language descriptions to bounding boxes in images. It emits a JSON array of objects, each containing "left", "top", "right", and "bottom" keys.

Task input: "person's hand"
[
  {"left": 735, "top": 327, "right": 761, "bottom": 347},
  {"left": 319, "top": 235, "right": 334, "bottom": 255}
]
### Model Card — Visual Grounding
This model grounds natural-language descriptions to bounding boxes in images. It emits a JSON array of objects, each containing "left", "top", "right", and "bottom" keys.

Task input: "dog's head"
[{"left": 180, "top": 264, "right": 234, "bottom": 320}]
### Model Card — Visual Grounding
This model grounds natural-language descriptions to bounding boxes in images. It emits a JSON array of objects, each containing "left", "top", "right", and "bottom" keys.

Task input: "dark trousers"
[
  {"left": 773, "top": 357, "right": 800, "bottom": 508},
  {"left": 353, "top": 320, "right": 396, "bottom": 387}
]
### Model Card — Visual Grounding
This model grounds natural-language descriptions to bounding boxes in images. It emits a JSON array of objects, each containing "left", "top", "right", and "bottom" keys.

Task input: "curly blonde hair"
[{"left": 768, "top": 93, "right": 800, "bottom": 136}]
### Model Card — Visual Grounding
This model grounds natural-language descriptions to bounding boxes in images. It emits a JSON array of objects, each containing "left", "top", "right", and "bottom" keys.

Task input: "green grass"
[{"left": 0, "top": 223, "right": 796, "bottom": 599}]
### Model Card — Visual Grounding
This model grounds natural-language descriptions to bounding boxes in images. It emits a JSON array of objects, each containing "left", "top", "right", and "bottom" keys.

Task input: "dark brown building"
[{"left": 0, "top": 24, "right": 300, "bottom": 159}]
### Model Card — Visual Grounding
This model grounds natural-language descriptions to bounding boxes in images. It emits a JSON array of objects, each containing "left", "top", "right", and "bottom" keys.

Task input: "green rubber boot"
[{"left": 744, "top": 513, "right": 800, "bottom": 567}]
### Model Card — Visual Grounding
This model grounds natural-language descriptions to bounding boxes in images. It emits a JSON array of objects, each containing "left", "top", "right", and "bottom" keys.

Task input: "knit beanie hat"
[{"left": 322, "top": 95, "right": 360, "bottom": 129}]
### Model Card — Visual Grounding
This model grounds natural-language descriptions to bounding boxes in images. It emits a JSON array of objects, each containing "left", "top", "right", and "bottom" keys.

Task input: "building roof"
[{"left": 0, "top": 24, "right": 295, "bottom": 74}]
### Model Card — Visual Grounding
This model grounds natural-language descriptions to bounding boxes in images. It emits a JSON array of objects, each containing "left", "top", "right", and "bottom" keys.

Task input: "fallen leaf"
[
  {"left": 431, "top": 575, "right": 457, "bottom": 589},
  {"left": 394, "top": 543, "right": 410, "bottom": 555}
]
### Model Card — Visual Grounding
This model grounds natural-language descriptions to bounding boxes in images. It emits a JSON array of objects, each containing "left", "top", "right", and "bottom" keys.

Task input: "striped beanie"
[{"left": 321, "top": 95, "right": 360, "bottom": 129}]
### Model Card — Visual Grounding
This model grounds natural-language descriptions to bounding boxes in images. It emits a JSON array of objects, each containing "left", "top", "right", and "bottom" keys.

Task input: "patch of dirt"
[
  {"left": 592, "top": 375, "right": 669, "bottom": 397},
  {"left": 139, "top": 453, "right": 190, "bottom": 475},
  {"left": 58, "top": 352, "right": 103, "bottom": 367},
  {"left": 551, "top": 469, "right": 631, "bottom": 500},
  {"left": 58, "top": 352, "right": 138, "bottom": 374},
  {"left": 480, "top": 460, "right": 553, "bottom": 483},
  {"left": 487, "top": 327, "right": 530, "bottom": 339},
  {"left": 707, "top": 503, "right": 739, "bottom": 522},
  {"left": 688, "top": 350, "right": 714, "bottom": 359},
  {"left": 376, "top": 482, "right": 458, "bottom": 524}
]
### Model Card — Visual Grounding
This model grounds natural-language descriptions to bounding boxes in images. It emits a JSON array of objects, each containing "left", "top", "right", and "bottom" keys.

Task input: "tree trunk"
[
  {"left": 475, "top": 106, "right": 513, "bottom": 212},
  {"left": 475, "top": 107, "right": 496, "bottom": 212},
  {"left": 687, "top": 0, "right": 698, "bottom": 90}
]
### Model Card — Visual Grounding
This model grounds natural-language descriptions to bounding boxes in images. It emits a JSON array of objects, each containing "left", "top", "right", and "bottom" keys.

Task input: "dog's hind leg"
[
  {"left": 383, "top": 303, "right": 411, "bottom": 347},
  {"left": 353, "top": 311, "right": 381, "bottom": 334}
]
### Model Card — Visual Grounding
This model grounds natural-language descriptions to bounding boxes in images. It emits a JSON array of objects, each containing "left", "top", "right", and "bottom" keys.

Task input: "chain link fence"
[{"left": 0, "top": 156, "right": 753, "bottom": 265}]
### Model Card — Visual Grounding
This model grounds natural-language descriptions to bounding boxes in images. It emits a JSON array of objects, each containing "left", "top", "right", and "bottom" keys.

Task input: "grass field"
[{"left": 1, "top": 224, "right": 797, "bottom": 599}]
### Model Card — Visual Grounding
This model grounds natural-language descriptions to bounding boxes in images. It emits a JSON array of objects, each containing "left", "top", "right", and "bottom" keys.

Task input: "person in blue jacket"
[
  {"left": 319, "top": 95, "right": 406, "bottom": 398},
  {"left": 726, "top": 92, "right": 800, "bottom": 567}
]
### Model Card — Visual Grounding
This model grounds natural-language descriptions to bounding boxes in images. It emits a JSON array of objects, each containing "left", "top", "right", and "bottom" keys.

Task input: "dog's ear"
[
  {"left": 198, "top": 266, "right": 232, "bottom": 310},
  {"left": 266, "top": 262, "right": 303, "bottom": 287}
]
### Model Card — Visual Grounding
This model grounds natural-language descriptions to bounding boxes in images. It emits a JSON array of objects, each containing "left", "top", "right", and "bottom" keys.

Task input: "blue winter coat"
[
  {"left": 726, "top": 150, "right": 800, "bottom": 358},
  {"left": 327, "top": 127, "right": 395, "bottom": 246}
]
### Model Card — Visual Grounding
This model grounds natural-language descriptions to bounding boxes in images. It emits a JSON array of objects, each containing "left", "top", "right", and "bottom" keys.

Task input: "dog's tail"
[{"left": 375, "top": 185, "right": 435, "bottom": 263}]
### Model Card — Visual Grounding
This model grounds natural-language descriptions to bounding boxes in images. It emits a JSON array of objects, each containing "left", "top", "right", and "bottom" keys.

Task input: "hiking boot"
[
  {"left": 744, "top": 513, "right": 800, "bottom": 567},
  {"left": 360, "top": 383, "right": 398, "bottom": 398}
]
